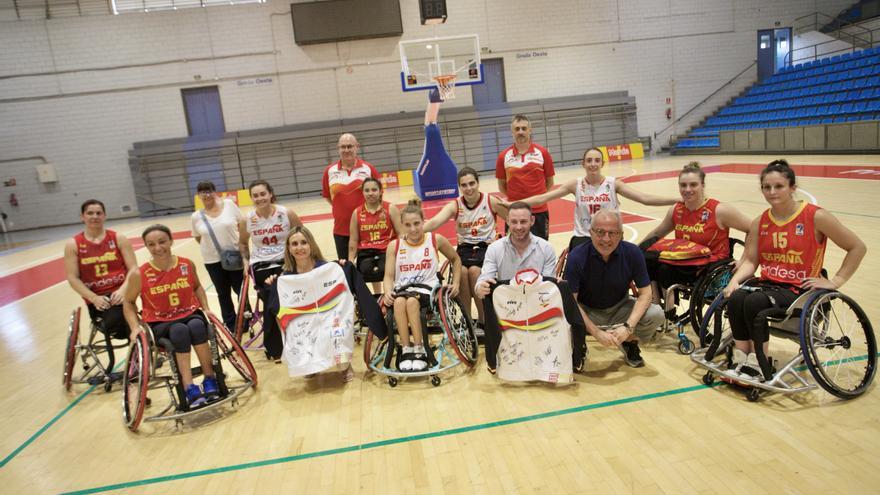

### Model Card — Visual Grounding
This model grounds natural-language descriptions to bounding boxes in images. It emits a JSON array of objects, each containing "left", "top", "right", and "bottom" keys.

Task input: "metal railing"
[
  {"left": 129, "top": 95, "right": 639, "bottom": 216},
  {"left": 653, "top": 60, "right": 757, "bottom": 144}
]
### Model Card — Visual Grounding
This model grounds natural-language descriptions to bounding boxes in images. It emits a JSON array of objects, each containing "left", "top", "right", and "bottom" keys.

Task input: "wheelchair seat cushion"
[{"left": 648, "top": 238, "right": 712, "bottom": 266}]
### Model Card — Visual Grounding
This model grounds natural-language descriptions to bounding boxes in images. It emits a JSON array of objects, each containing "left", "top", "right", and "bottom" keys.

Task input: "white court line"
[
  {"left": 799, "top": 188, "right": 818, "bottom": 205},
  {"left": 624, "top": 224, "right": 639, "bottom": 242}
]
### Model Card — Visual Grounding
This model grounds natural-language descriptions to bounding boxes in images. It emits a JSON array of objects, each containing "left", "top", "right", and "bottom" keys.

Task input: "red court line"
[
  {"left": 10, "top": 162, "right": 872, "bottom": 307},
  {"left": 621, "top": 163, "right": 880, "bottom": 183},
  {"left": 0, "top": 230, "right": 193, "bottom": 309}
]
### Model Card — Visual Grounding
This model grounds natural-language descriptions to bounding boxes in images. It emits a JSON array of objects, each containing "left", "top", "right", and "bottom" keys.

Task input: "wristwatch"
[{"left": 623, "top": 322, "right": 633, "bottom": 333}]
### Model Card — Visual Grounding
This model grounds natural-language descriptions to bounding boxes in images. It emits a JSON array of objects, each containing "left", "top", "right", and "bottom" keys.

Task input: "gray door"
[{"left": 472, "top": 58, "right": 506, "bottom": 105}]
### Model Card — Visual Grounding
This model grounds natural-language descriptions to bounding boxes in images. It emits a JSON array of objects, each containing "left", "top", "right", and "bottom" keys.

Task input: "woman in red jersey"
[
  {"left": 640, "top": 162, "right": 751, "bottom": 303},
  {"left": 123, "top": 224, "right": 220, "bottom": 409},
  {"left": 64, "top": 199, "right": 137, "bottom": 340},
  {"left": 347, "top": 177, "right": 401, "bottom": 292},
  {"left": 722, "top": 159, "right": 866, "bottom": 379}
]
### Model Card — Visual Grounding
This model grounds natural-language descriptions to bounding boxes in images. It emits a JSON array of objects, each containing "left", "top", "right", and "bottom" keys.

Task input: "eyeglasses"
[{"left": 590, "top": 228, "right": 622, "bottom": 238}]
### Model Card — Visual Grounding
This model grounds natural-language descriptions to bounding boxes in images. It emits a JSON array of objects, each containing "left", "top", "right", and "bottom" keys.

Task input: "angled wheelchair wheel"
[
  {"left": 699, "top": 294, "right": 732, "bottom": 354},
  {"left": 123, "top": 331, "right": 150, "bottom": 432},
  {"left": 63, "top": 308, "right": 82, "bottom": 391},
  {"left": 555, "top": 248, "right": 569, "bottom": 279},
  {"left": 209, "top": 314, "right": 258, "bottom": 387},
  {"left": 690, "top": 263, "right": 733, "bottom": 336},
  {"left": 438, "top": 287, "right": 478, "bottom": 366},
  {"left": 799, "top": 291, "right": 877, "bottom": 399},
  {"left": 234, "top": 272, "right": 251, "bottom": 342}
]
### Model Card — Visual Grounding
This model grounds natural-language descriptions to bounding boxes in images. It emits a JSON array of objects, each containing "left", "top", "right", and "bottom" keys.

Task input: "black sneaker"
[{"left": 620, "top": 341, "right": 645, "bottom": 368}]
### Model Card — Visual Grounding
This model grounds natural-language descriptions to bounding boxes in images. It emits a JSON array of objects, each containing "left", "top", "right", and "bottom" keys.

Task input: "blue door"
[
  {"left": 472, "top": 58, "right": 506, "bottom": 105},
  {"left": 181, "top": 86, "right": 227, "bottom": 195},
  {"left": 757, "top": 29, "right": 775, "bottom": 81}
]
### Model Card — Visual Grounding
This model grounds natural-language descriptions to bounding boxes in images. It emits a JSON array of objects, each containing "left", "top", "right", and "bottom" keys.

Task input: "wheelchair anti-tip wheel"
[{"left": 799, "top": 291, "right": 877, "bottom": 399}]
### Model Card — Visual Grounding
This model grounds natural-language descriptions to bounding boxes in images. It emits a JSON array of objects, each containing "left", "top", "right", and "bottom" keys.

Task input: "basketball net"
[{"left": 433, "top": 74, "right": 457, "bottom": 100}]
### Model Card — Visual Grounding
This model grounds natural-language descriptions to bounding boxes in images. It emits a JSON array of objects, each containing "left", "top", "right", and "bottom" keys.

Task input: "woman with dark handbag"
[{"left": 191, "top": 181, "right": 245, "bottom": 331}]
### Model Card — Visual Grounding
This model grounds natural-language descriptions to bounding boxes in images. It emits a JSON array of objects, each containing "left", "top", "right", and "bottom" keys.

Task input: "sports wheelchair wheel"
[
  {"left": 555, "top": 248, "right": 568, "bottom": 279},
  {"left": 689, "top": 262, "right": 734, "bottom": 337},
  {"left": 799, "top": 291, "right": 877, "bottom": 399},
  {"left": 208, "top": 313, "right": 258, "bottom": 387},
  {"left": 63, "top": 308, "right": 82, "bottom": 391},
  {"left": 123, "top": 331, "right": 150, "bottom": 432},
  {"left": 438, "top": 286, "right": 478, "bottom": 366},
  {"left": 234, "top": 272, "right": 251, "bottom": 342}
]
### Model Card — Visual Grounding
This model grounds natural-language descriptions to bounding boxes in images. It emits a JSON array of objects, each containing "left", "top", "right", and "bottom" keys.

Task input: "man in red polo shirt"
[
  {"left": 322, "top": 133, "right": 380, "bottom": 259},
  {"left": 496, "top": 114, "right": 555, "bottom": 240}
]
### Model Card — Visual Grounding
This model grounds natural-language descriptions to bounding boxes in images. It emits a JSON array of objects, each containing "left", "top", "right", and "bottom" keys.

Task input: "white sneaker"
[
  {"left": 741, "top": 352, "right": 763, "bottom": 380},
  {"left": 731, "top": 348, "right": 748, "bottom": 372},
  {"left": 399, "top": 346, "right": 414, "bottom": 371},
  {"left": 411, "top": 345, "right": 428, "bottom": 371}
]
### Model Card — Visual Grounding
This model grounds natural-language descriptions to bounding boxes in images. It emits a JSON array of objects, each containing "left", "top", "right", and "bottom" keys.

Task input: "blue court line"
[
  {"left": 0, "top": 383, "right": 100, "bottom": 469},
  {"left": 60, "top": 352, "right": 877, "bottom": 494},
  {"left": 60, "top": 382, "right": 718, "bottom": 495},
  {"left": 0, "top": 361, "right": 124, "bottom": 469}
]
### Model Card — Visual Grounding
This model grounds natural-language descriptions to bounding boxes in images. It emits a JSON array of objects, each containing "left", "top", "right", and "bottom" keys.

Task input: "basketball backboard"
[{"left": 399, "top": 34, "right": 483, "bottom": 92}]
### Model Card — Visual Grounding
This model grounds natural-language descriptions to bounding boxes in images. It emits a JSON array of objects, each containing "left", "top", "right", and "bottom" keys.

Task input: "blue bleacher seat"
[
  {"left": 833, "top": 116, "right": 846, "bottom": 123},
  {"left": 841, "top": 103, "right": 854, "bottom": 114},
  {"left": 842, "top": 52, "right": 853, "bottom": 61},
  {"left": 846, "top": 116, "right": 859, "bottom": 121},
  {"left": 821, "top": 117, "right": 833, "bottom": 124}
]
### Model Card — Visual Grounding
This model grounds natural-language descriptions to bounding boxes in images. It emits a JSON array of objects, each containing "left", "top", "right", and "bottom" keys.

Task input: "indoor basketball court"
[{"left": 1, "top": 1, "right": 879, "bottom": 494}]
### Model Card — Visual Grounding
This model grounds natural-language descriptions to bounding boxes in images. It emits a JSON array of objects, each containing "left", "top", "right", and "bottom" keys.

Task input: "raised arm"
[
  {"left": 489, "top": 194, "right": 509, "bottom": 222},
  {"left": 615, "top": 179, "right": 678, "bottom": 206},
  {"left": 423, "top": 200, "right": 457, "bottom": 232},
  {"left": 639, "top": 206, "right": 675, "bottom": 244},
  {"left": 518, "top": 180, "right": 576, "bottom": 207},
  {"left": 715, "top": 202, "right": 753, "bottom": 235},
  {"left": 803, "top": 209, "right": 867, "bottom": 290},
  {"left": 287, "top": 208, "right": 304, "bottom": 229}
]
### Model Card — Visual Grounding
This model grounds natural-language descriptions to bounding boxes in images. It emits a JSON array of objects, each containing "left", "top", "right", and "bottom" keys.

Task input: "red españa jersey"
[
  {"left": 495, "top": 143, "right": 555, "bottom": 213},
  {"left": 139, "top": 256, "right": 200, "bottom": 323},
  {"left": 758, "top": 202, "right": 826, "bottom": 286},
  {"left": 672, "top": 198, "right": 730, "bottom": 263},
  {"left": 75, "top": 230, "right": 127, "bottom": 297},
  {"left": 356, "top": 202, "right": 396, "bottom": 251},
  {"left": 321, "top": 159, "right": 379, "bottom": 235}
]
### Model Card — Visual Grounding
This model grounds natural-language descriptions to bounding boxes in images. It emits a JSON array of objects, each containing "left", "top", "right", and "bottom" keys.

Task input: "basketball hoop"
[{"left": 433, "top": 74, "right": 457, "bottom": 100}]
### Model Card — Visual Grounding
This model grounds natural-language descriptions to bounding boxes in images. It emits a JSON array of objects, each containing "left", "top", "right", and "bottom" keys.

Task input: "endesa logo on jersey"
[
  {"left": 399, "top": 259, "right": 433, "bottom": 272},
  {"left": 760, "top": 263, "right": 807, "bottom": 282}
]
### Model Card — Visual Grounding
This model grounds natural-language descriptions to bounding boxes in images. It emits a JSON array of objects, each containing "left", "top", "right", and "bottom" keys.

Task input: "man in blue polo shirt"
[{"left": 563, "top": 209, "right": 663, "bottom": 367}]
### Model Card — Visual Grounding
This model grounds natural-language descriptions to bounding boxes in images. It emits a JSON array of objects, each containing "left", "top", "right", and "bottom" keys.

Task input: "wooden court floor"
[{"left": 1, "top": 153, "right": 878, "bottom": 494}]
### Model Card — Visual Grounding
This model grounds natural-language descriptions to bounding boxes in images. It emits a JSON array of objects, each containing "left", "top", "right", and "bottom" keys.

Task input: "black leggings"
[
  {"left": 87, "top": 304, "right": 128, "bottom": 340},
  {"left": 644, "top": 257, "right": 702, "bottom": 291},
  {"left": 149, "top": 313, "right": 209, "bottom": 354},
  {"left": 203, "top": 262, "right": 244, "bottom": 331},
  {"left": 253, "top": 262, "right": 284, "bottom": 359},
  {"left": 727, "top": 285, "right": 799, "bottom": 343}
]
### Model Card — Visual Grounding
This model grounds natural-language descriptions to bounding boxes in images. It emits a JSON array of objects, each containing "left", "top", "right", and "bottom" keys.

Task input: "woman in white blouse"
[{"left": 190, "top": 181, "right": 244, "bottom": 330}]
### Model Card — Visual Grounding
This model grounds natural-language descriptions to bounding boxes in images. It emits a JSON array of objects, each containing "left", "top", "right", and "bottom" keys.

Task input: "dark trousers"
[
  {"left": 727, "top": 284, "right": 799, "bottom": 343},
  {"left": 203, "top": 262, "right": 244, "bottom": 331},
  {"left": 333, "top": 234, "right": 350, "bottom": 260},
  {"left": 253, "top": 264, "right": 284, "bottom": 359}
]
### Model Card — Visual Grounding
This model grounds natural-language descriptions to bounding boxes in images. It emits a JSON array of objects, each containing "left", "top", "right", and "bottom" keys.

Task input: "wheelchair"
[
  {"left": 234, "top": 270, "right": 264, "bottom": 351},
  {"left": 363, "top": 284, "right": 478, "bottom": 387},
  {"left": 691, "top": 282, "right": 876, "bottom": 402},
  {"left": 63, "top": 307, "right": 129, "bottom": 392},
  {"left": 650, "top": 238, "right": 744, "bottom": 355},
  {"left": 123, "top": 312, "right": 258, "bottom": 431}
]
